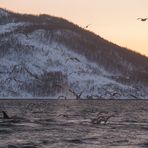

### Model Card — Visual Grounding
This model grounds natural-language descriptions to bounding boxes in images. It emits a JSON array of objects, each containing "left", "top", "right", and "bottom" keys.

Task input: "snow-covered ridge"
[
  {"left": 0, "top": 8, "right": 148, "bottom": 99},
  {"left": 0, "top": 30, "right": 146, "bottom": 99}
]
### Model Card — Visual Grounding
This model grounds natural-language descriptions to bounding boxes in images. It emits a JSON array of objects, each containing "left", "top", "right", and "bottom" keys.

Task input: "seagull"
[
  {"left": 137, "top": 18, "right": 148, "bottom": 21},
  {"left": 65, "top": 57, "right": 80, "bottom": 63},
  {"left": 84, "top": 24, "right": 91, "bottom": 29}
]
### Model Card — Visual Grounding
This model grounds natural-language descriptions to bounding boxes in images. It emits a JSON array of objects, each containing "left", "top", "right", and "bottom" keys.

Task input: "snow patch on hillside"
[
  {"left": 0, "top": 23, "right": 28, "bottom": 34},
  {"left": 0, "top": 8, "right": 8, "bottom": 17},
  {"left": 2, "top": 30, "right": 135, "bottom": 98}
]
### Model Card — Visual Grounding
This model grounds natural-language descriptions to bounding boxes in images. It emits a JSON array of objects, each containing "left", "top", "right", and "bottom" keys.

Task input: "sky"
[{"left": 0, "top": 0, "right": 148, "bottom": 57}]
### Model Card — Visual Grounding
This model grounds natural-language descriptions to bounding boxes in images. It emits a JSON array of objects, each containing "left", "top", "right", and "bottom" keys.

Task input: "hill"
[{"left": 0, "top": 8, "right": 148, "bottom": 99}]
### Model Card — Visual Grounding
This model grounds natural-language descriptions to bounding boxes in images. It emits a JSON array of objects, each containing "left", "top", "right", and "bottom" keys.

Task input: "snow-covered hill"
[{"left": 0, "top": 8, "right": 148, "bottom": 99}]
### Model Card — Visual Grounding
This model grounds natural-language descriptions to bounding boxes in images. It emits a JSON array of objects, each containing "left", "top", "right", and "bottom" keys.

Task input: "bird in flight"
[
  {"left": 137, "top": 18, "right": 148, "bottom": 21},
  {"left": 84, "top": 24, "right": 91, "bottom": 29},
  {"left": 65, "top": 57, "right": 80, "bottom": 63}
]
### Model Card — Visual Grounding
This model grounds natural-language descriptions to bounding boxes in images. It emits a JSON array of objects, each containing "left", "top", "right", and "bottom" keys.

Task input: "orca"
[
  {"left": 1, "top": 111, "right": 30, "bottom": 124},
  {"left": 2, "top": 111, "right": 10, "bottom": 119}
]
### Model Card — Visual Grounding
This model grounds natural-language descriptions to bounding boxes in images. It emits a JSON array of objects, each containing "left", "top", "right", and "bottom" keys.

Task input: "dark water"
[{"left": 0, "top": 99, "right": 148, "bottom": 148}]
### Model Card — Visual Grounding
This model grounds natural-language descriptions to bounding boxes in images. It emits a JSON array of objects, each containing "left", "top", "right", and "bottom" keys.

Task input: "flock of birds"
[
  {"left": 84, "top": 18, "right": 147, "bottom": 30},
  {"left": 91, "top": 111, "right": 114, "bottom": 124},
  {"left": 0, "top": 110, "right": 114, "bottom": 125},
  {"left": 0, "top": 16, "right": 147, "bottom": 126}
]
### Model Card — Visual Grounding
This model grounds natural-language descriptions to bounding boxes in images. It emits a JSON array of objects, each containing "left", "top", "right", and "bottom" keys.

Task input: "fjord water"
[{"left": 0, "top": 99, "right": 148, "bottom": 148}]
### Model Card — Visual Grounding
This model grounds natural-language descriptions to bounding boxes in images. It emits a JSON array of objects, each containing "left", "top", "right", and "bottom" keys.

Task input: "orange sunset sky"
[{"left": 0, "top": 0, "right": 148, "bottom": 57}]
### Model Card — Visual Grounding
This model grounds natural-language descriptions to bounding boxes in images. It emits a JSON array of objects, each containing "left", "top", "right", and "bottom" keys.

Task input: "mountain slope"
[{"left": 0, "top": 8, "right": 148, "bottom": 99}]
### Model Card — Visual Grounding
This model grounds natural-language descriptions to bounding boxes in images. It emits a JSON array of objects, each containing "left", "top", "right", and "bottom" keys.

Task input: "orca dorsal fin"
[{"left": 2, "top": 111, "right": 10, "bottom": 119}]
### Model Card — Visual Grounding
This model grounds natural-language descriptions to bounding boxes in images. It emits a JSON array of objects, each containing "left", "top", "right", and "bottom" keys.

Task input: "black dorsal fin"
[{"left": 2, "top": 111, "right": 10, "bottom": 119}]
